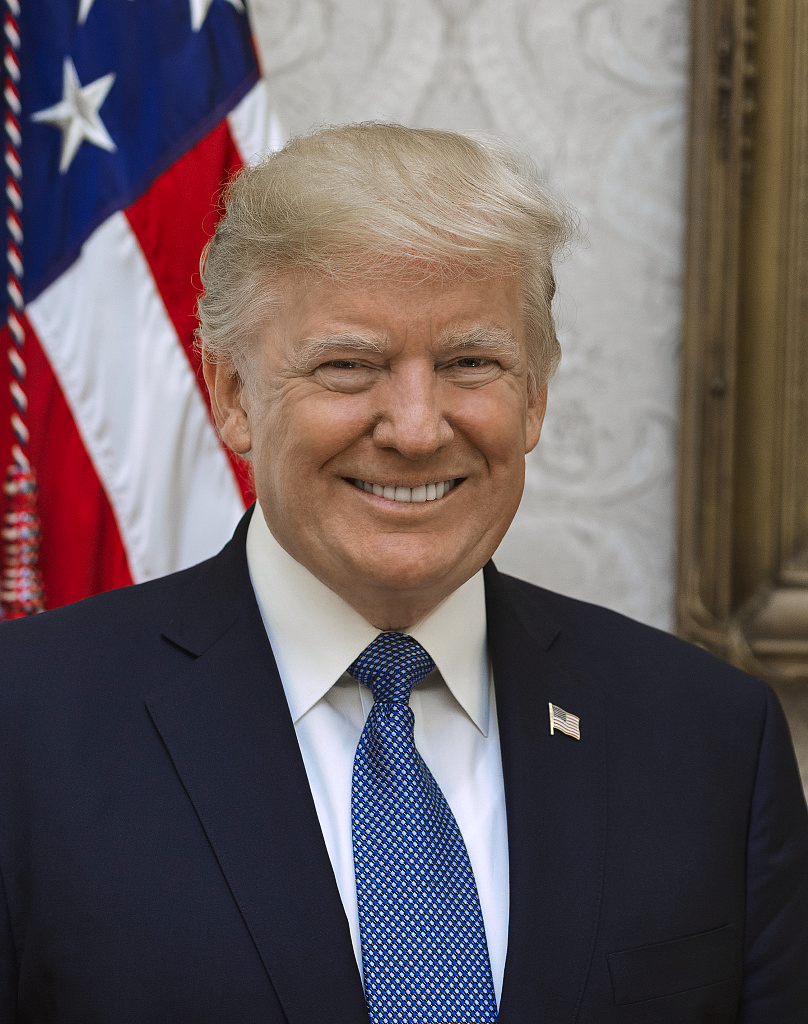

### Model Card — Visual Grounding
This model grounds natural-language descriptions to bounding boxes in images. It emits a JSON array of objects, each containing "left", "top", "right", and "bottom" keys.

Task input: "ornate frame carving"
[{"left": 678, "top": 0, "right": 808, "bottom": 685}]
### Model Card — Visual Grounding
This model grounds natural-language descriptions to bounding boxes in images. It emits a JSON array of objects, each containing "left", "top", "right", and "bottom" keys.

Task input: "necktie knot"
[{"left": 348, "top": 631, "right": 435, "bottom": 703}]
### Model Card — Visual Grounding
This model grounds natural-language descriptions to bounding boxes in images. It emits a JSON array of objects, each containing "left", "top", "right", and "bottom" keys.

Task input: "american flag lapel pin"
[{"left": 549, "top": 703, "right": 581, "bottom": 740}]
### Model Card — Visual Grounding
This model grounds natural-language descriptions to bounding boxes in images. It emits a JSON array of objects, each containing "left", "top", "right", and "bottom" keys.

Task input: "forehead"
[{"left": 271, "top": 269, "right": 526, "bottom": 345}]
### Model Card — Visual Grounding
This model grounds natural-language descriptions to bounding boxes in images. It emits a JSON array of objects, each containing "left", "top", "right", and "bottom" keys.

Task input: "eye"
[
  {"left": 322, "top": 359, "right": 362, "bottom": 370},
  {"left": 441, "top": 354, "right": 503, "bottom": 388},
  {"left": 313, "top": 359, "right": 379, "bottom": 393},
  {"left": 452, "top": 357, "right": 493, "bottom": 368}
]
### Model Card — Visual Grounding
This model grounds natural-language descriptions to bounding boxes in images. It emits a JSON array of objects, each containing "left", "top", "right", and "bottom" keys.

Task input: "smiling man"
[
  {"left": 204, "top": 272, "right": 543, "bottom": 631},
  {"left": 1, "top": 124, "right": 807, "bottom": 1024}
]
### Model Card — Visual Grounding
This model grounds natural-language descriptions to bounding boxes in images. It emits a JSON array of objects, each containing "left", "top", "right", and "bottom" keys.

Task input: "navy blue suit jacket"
[{"left": 1, "top": 509, "right": 807, "bottom": 1023}]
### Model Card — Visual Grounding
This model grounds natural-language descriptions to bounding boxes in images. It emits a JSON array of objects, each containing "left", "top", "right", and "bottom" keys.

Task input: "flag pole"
[{"left": 1, "top": 0, "right": 45, "bottom": 619}]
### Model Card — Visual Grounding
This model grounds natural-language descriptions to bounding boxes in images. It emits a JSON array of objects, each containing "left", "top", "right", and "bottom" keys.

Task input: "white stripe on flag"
[
  {"left": 227, "top": 78, "right": 283, "bottom": 166},
  {"left": 27, "top": 212, "right": 244, "bottom": 584}
]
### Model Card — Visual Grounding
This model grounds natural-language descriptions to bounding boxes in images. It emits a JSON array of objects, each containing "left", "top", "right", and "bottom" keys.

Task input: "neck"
[
  {"left": 302, "top": 566, "right": 455, "bottom": 630},
  {"left": 352, "top": 595, "right": 444, "bottom": 633},
  {"left": 301, "top": 559, "right": 458, "bottom": 633}
]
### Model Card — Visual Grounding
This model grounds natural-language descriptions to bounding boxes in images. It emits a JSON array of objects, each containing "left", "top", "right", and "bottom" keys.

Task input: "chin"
[{"left": 349, "top": 544, "right": 475, "bottom": 597}]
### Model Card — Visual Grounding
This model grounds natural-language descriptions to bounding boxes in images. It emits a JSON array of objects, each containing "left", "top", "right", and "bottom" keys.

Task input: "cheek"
[
  {"left": 455, "top": 393, "right": 528, "bottom": 468},
  {"left": 297, "top": 395, "right": 375, "bottom": 459},
  {"left": 256, "top": 398, "right": 370, "bottom": 482}
]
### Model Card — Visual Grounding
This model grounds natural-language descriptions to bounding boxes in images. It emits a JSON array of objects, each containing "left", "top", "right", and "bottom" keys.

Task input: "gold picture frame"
[{"left": 678, "top": 0, "right": 808, "bottom": 762}]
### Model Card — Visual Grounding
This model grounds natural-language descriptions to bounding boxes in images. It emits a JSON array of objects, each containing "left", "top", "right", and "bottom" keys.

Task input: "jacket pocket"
[{"left": 608, "top": 923, "right": 739, "bottom": 1005}]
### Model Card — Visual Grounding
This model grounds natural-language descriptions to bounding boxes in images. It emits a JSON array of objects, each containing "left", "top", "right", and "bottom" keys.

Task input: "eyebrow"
[
  {"left": 437, "top": 327, "right": 521, "bottom": 358},
  {"left": 294, "top": 325, "right": 520, "bottom": 369},
  {"left": 297, "top": 333, "right": 386, "bottom": 363},
  {"left": 288, "top": 333, "right": 386, "bottom": 374}
]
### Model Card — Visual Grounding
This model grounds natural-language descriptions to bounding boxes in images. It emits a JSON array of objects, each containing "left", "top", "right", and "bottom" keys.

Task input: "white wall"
[{"left": 246, "top": 0, "right": 689, "bottom": 630}]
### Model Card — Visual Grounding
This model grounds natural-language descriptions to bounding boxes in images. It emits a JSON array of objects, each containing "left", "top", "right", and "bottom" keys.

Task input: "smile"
[{"left": 349, "top": 478, "right": 459, "bottom": 503}]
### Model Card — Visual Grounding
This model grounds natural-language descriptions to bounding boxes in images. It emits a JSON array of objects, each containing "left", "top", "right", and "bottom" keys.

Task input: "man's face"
[{"left": 205, "top": 272, "right": 546, "bottom": 627}]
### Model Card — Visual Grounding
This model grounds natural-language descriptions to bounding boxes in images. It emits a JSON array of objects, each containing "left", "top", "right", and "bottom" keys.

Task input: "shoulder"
[
  {"left": 0, "top": 561, "right": 193, "bottom": 651},
  {"left": 0, "top": 518, "right": 252, "bottom": 705},
  {"left": 488, "top": 565, "right": 771, "bottom": 723},
  {"left": 0, "top": 507, "right": 253, "bottom": 651},
  {"left": 0, "top": 569, "right": 185, "bottom": 714},
  {"left": 488, "top": 570, "right": 805, "bottom": 847}
]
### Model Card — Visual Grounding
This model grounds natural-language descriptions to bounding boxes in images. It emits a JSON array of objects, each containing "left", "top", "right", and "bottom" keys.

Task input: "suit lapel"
[
  {"left": 146, "top": 513, "right": 369, "bottom": 1024},
  {"left": 485, "top": 563, "right": 607, "bottom": 1024}
]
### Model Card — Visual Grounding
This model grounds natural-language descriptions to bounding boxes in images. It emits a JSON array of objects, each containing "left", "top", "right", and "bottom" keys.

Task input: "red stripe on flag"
[
  {"left": 125, "top": 120, "right": 254, "bottom": 505},
  {"left": 0, "top": 317, "right": 134, "bottom": 609}
]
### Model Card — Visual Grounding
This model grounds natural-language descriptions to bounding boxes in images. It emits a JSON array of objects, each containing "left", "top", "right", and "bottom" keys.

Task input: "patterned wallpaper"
[{"left": 246, "top": 0, "right": 689, "bottom": 630}]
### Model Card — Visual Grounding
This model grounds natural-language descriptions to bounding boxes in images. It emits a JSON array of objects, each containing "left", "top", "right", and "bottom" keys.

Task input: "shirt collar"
[{"left": 245, "top": 503, "right": 490, "bottom": 736}]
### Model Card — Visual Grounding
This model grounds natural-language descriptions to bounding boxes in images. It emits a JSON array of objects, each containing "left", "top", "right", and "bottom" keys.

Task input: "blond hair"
[{"left": 197, "top": 122, "right": 573, "bottom": 393}]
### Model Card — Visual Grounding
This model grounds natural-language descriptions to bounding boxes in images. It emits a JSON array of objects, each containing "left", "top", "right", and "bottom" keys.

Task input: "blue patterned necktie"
[{"left": 349, "top": 631, "right": 498, "bottom": 1024}]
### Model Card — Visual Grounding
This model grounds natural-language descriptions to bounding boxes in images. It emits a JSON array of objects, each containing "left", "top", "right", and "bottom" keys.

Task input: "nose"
[{"left": 371, "top": 363, "right": 453, "bottom": 459}]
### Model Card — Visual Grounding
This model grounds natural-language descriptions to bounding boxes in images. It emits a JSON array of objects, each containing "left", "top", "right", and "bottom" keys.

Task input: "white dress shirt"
[{"left": 246, "top": 504, "right": 510, "bottom": 1004}]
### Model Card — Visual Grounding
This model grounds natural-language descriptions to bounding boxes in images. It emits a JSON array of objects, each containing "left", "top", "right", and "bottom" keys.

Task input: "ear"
[
  {"left": 525, "top": 383, "right": 547, "bottom": 454},
  {"left": 201, "top": 355, "right": 252, "bottom": 454}
]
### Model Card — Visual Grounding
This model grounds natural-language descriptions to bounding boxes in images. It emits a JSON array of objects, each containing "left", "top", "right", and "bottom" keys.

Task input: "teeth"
[{"left": 352, "top": 479, "right": 456, "bottom": 503}]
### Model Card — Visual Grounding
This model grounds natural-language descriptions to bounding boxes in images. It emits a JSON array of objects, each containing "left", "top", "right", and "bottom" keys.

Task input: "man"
[{"left": 0, "top": 123, "right": 806, "bottom": 1023}]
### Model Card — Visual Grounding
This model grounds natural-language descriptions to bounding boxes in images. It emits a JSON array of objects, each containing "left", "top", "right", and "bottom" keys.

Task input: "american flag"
[
  {"left": 0, "top": 0, "right": 275, "bottom": 618},
  {"left": 549, "top": 703, "right": 580, "bottom": 740}
]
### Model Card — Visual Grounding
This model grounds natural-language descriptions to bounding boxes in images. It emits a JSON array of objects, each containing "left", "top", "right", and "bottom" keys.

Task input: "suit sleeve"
[
  {"left": 740, "top": 685, "right": 808, "bottom": 1023},
  {"left": 0, "top": 859, "right": 17, "bottom": 1022}
]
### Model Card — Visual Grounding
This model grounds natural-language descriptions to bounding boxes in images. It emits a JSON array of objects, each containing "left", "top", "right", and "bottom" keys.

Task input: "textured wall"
[{"left": 246, "top": 0, "right": 689, "bottom": 630}]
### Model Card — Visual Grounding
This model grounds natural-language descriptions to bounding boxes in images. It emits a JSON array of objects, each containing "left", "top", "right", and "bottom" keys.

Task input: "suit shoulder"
[
  {"left": 0, "top": 508, "right": 254, "bottom": 658},
  {"left": 0, "top": 563, "right": 192, "bottom": 647},
  {"left": 493, "top": 568, "right": 770, "bottom": 714},
  {"left": 0, "top": 550, "right": 237, "bottom": 708}
]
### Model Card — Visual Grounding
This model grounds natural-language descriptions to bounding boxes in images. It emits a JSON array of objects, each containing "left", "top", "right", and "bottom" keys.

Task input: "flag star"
[
  {"left": 31, "top": 58, "right": 117, "bottom": 173},
  {"left": 188, "top": 0, "right": 244, "bottom": 32},
  {"left": 77, "top": 0, "right": 96, "bottom": 25},
  {"left": 78, "top": 0, "right": 136, "bottom": 26}
]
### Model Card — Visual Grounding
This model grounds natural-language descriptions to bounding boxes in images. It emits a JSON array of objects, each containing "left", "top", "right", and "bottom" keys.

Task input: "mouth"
[{"left": 348, "top": 477, "right": 461, "bottom": 503}]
